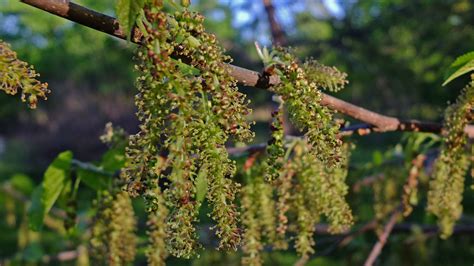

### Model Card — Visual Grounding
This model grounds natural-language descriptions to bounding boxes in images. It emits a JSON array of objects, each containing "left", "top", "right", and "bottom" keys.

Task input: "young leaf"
[
  {"left": 101, "top": 147, "right": 125, "bottom": 171},
  {"left": 77, "top": 169, "right": 110, "bottom": 191},
  {"left": 28, "top": 151, "right": 73, "bottom": 230},
  {"left": 10, "top": 174, "right": 34, "bottom": 195},
  {"left": 443, "top": 51, "right": 474, "bottom": 86},
  {"left": 116, "top": 0, "right": 145, "bottom": 40},
  {"left": 28, "top": 186, "right": 45, "bottom": 231}
]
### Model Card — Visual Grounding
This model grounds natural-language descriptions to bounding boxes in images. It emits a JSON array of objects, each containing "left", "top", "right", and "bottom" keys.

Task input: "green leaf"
[
  {"left": 443, "top": 51, "right": 474, "bottom": 86},
  {"left": 70, "top": 149, "right": 119, "bottom": 191},
  {"left": 116, "top": 0, "right": 145, "bottom": 40},
  {"left": 195, "top": 166, "right": 208, "bottom": 203},
  {"left": 77, "top": 169, "right": 110, "bottom": 191},
  {"left": 10, "top": 174, "right": 34, "bottom": 195},
  {"left": 372, "top": 150, "right": 383, "bottom": 166},
  {"left": 28, "top": 151, "right": 73, "bottom": 230},
  {"left": 101, "top": 147, "right": 125, "bottom": 171},
  {"left": 22, "top": 243, "right": 45, "bottom": 262},
  {"left": 28, "top": 186, "right": 45, "bottom": 231}
]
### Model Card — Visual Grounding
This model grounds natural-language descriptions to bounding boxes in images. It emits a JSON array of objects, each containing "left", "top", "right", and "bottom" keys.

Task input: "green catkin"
[
  {"left": 319, "top": 144, "right": 354, "bottom": 233},
  {"left": 427, "top": 77, "right": 474, "bottom": 238},
  {"left": 274, "top": 163, "right": 294, "bottom": 250},
  {"left": 256, "top": 181, "right": 277, "bottom": 244},
  {"left": 121, "top": 1, "right": 253, "bottom": 255},
  {"left": 173, "top": 10, "right": 254, "bottom": 142},
  {"left": 0, "top": 40, "right": 49, "bottom": 108},
  {"left": 270, "top": 49, "right": 343, "bottom": 167},
  {"left": 145, "top": 187, "right": 169, "bottom": 266},
  {"left": 205, "top": 154, "right": 242, "bottom": 250},
  {"left": 294, "top": 187, "right": 316, "bottom": 258},
  {"left": 241, "top": 182, "right": 263, "bottom": 266},
  {"left": 373, "top": 171, "right": 400, "bottom": 223},
  {"left": 264, "top": 104, "right": 286, "bottom": 182},
  {"left": 246, "top": 47, "right": 352, "bottom": 260},
  {"left": 294, "top": 141, "right": 353, "bottom": 233},
  {"left": 164, "top": 136, "right": 200, "bottom": 257},
  {"left": 245, "top": 164, "right": 277, "bottom": 252},
  {"left": 90, "top": 191, "right": 137, "bottom": 266},
  {"left": 121, "top": 5, "right": 172, "bottom": 197},
  {"left": 118, "top": 1, "right": 355, "bottom": 261},
  {"left": 302, "top": 59, "right": 348, "bottom": 92},
  {"left": 109, "top": 192, "right": 137, "bottom": 264}
]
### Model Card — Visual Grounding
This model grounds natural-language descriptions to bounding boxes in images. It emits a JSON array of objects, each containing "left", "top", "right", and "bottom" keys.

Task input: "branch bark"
[
  {"left": 262, "top": 0, "right": 287, "bottom": 45},
  {"left": 364, "top": 209, "right": 402, "bottom": 266},
  {"left": 19, "top": 0, "right": 474, "bottom": 137}
]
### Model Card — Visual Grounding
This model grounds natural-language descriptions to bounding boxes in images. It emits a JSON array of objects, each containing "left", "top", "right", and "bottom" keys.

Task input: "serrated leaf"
[
  {"left": 28, "top": 151, "right": 73, "bottom": 230},
  {"left": 116, "top": 0, "right": 145, "bottom": 40},
  {"left": 443, "top": 51, "right": 474, "bottom": 86},
  {"left": 195, "top": 166, "right": 208, "bottom": 203}
]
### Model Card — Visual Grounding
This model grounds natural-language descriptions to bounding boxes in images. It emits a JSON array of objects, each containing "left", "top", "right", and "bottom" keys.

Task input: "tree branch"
[
  {"left": 262, "top": 0, "right": 287, "bottom": 45},
  {"left": 364, "top": 209, "right": 402, "bottom": 266},
  {"left": 19, "top": 0, "right": 474, "bottom": 137}
]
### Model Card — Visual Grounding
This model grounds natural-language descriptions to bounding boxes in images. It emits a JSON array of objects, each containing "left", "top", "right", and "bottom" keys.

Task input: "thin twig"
[
  {"left": 364, "top": 208, "right": 402, "bottom": 266},
  {"left": 401, "top": 154, "right": 426, "bottom": 216},
  {"left": 314, "top": 221, "right": 474, "bottom": 236},
  {"left": 352, "top": 174, "right": 385, "bottom": 193},
  {"left": 338, "top": 219, "right": 378, "bottom": 247},
  {"left": 19, "top": 0, "right": 474, "bottom": 137},
  {"left": 41, "top": 249, "right": 79, "bottom": 263}
]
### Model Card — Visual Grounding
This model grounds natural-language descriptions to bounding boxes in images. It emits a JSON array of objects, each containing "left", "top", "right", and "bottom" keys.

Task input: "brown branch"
[
  {"left": 401, "top": 154, "right": 426, "bottom": 216},
  {"left": 41, "top": 249, "right": 79, "bottom": 263},
  {"left": 364, "top": 209, "right": 402, "bottom": 266},
  {"left": 314, "top": 221, "right": 474, "bottom": 236},
  {"left": 262, "top": 0, "right": 287, "bottom": 46},
  {"left": 337, "top": 219, "right": 378, "bottom": 247},
  {"left": 352, "top": 174, "right": 385, "bottom": 193},
  {"left": 19, "top": 0, "right": 474, "bottom": 137},
  {"left": 227, "top": 142, "right": 267, "bottom": 156}
]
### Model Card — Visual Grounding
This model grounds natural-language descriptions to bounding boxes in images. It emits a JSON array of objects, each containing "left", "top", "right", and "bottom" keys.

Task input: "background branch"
[
  {"left": 364, "top": 209, "right": 402, "bottom": 266},
  {"left": 262, "top": 0, "right": 288, "bottom": 45}
]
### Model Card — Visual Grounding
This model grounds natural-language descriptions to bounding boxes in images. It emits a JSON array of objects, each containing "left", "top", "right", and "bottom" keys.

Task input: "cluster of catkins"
[
  {"left": 0, "top": 40, "right": 49, "bottom": 108},
  {"left": 242, "top": 130, "right": 354, "bottom": 265},
  {"left": 100, "top": 0, "right": 355, "bottom": 264},
  {"left": 427, "top": 76, "right": 474, "bottom": 238},
  {"left": 120, "top": 0, "right": 253, "bottom": 264},
  {"left": 90, "top": 190, "right": 137, "bottom": 266},
  {"left": 268, "top": 49, "right": 346, "bottom": 167},
  {"left": 240, "top": 52, "right": 353, "bottom": 264}
]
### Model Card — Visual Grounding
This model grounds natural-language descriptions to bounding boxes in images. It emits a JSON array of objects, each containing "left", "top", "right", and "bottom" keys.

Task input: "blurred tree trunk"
[{"left": 262, "top": 0, "right": 287, "bottom": 46}]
